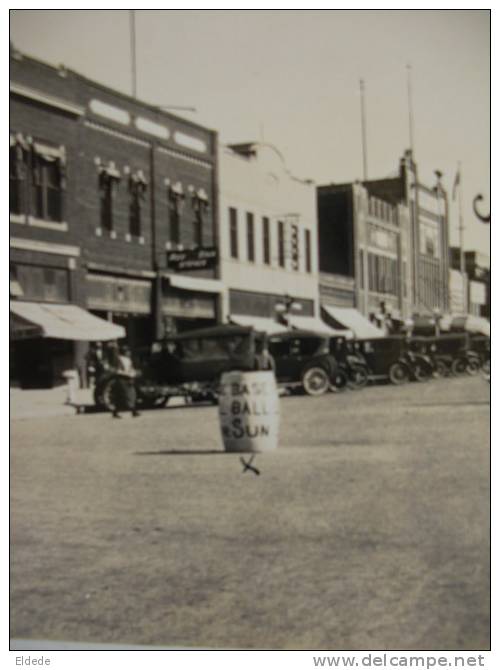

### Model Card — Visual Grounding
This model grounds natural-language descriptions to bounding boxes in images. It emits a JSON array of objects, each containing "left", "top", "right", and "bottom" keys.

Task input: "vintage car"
[
  {"left": 355, "top": 335, "right": 433, "bottom": 384},
  {"left": 409, "top": 333, "right": 481, "bottom": 377},
  {"left": 328, "top": 336, "right": 369, "bottom": 390},
  {"left": 469, "top": 334, "right": 490, "bottom": 372},
  {"left": 267, "top": 330, "right": 338, "bottom": 396},
  {"left": 94, "top": 325, "right": 262, "bottom": 410}
]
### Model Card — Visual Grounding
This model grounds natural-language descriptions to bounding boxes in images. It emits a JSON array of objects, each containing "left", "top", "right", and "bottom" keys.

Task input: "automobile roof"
[
  {"left": 268, "top": 329, "right": 329, "bottom": 339},
  {"left": 167, "top": 324, "right": 254, "bottom": 340}
]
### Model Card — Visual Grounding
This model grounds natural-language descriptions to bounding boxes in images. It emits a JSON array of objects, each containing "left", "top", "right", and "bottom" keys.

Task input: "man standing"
[{"left": 110, "top": 346, "right": 140, "bottom": 418}]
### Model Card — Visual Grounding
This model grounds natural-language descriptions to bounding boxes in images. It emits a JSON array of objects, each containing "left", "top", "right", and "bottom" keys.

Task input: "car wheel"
[
  {"left": 451, "top": 358, "right": 467, "bottom": 376},
  {"left": 331, "top": 369, "right": 348, "bottom": 392},
  {"left": 302, "top": 366, "right": 330, "bottom": 396},
  {"left": 414, "top": 365, "right": 431, "bottom": 382},
  {"left": 434, "top": 360, "right": 448, "bottom": 378},
  {"left": 348, "top": 365, "right": 369, "bottom": 389},
  {"left": 389, "top": 362, "right": 410, "bottom": 385},
  {"left": 466, "top": 359, "right": 481, "bottom": 376},
  {"left": 100, "top": 377, "right": 118, "bottom": 411}
]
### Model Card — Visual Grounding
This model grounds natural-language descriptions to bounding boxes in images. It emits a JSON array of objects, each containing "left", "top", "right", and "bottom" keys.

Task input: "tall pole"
[
  {"left": 359, "top": 79, "right": 368, "bottom": 180},
  {"left": 406, "top": 64, "right": 415, "bottom": 156},
  {"left": 457, "top": 161, "right": 467, "bottom": 313},
  {"left": 130, "top": 10, "right": 137, "bottom": 98}
]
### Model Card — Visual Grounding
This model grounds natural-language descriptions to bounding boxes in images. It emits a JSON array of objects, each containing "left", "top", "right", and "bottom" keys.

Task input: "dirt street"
[{"left": 10, "top": 376, "right": 490, "bottom": 650}]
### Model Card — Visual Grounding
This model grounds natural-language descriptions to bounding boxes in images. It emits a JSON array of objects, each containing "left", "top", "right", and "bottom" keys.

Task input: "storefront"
[
  {"left": 86, "top": 272, "right": 154, "bottom": 348},
  {"left": 161, "top": 274, "right": 224, "bottom": 335}
]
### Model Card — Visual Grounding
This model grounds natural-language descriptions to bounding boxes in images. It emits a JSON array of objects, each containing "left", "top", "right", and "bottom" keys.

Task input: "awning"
[
  {"left": 230, "top": 314, "right": 288, "bottom": 334},
  {"left": 288, "top": 314, "right": 352, "bottom": 337},
  {"left": 321, "top": 305, "right": 384, "bottom": 338},
  {"left": 10, "top": 301, "right": 125, "bottom": 341},
  {"left": 168, "top": 274, "right": 224, "bottom": 293},
  {"left": 441, "top": 314, "right": 490, "bottom": 337},
  {"left": 10, "top": 279, "right": 24, "bottom": 298}
]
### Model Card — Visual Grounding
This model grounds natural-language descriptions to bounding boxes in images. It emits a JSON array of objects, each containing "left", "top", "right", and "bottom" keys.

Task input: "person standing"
[{"left": 110, "top": 345, "right": 140, "bottom": 418}]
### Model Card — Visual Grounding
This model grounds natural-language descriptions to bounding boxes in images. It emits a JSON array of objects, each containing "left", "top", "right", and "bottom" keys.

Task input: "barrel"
[{"left": 218, "top": 370, "right": 280, "bottom": 453}]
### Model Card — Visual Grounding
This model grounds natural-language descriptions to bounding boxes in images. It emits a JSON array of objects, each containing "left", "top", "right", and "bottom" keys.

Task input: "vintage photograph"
[{"left": 9, "top": 9, "right": 490, "bottom": 652}]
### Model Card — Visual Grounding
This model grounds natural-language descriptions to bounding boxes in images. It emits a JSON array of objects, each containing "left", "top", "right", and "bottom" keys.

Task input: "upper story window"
[
  {"left": 229, "top": 207, "right": 238, "bottom": 259},
  {"left": 262, "top": 216, "right": 270, "bottom": 265},
  {"left": 278, "top": 220, "right": 285, "bottom": 268},
  {"left": 305, "top": 229, "right": 312, "bottom": 273},
  {"left": 167, "top": 180, "right": 185, "bottom": 245},
  {"left": 97, "top": 160, "right": 121, "bottom": 232},
  {"left": 10, "top": 135, "right": 28, "bottom": 215},
  {"left": 290, "top": 224, "right": 299, "bottom": 271},
  {"left": 128, "top": 169, "right": 148, "bottom": 238},
  {"left": 192, "top": 188, "right": 209, "bottom": 247},
  {"left": 32, "top": 145, "right": 65, "bottom": 222},
  {"left": 246, "top": 212, "right": 255, "bottom": 262}
]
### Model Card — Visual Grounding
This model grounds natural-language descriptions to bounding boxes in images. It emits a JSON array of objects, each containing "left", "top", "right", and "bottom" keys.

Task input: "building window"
[
  {"left": 229, "top": 207, "right": 238, "bottom": 259},
  {"left": 191, "top": 188, "right": 209, "bottom": 247},
  {"left": 246, "top": 212, "right": 255, "bottom": 262},
  {"left": 31, "top": 144, "right": 66, "bottom": 222},
  {"left": 128, "top": 170, "right": 147, "bottom": 237},
  {"left": 167, "top": 181, "right": 185, "bottom": 245},
  {"left": 10, "top": 139, "right": 28, "bottom": 215},
  {"left": 98, "top": 162, "right": 121, "bottom": 232},
  {"left": 262, "top": 216, "right": 270, "bottom": 264},
  {"left": 14, "top": 263, "right": 69, "bottom": 303},
  {"left": 278, "top": 220, "right": 285, "bottom": 267},
  {"left": 305, "top": 229, "right": 312, "bottom": 273}
]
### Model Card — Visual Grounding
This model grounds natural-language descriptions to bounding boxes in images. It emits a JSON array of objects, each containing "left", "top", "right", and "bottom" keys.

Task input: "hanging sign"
[{"left": 166, "top": 246, "right": 218, "bottom": 271}]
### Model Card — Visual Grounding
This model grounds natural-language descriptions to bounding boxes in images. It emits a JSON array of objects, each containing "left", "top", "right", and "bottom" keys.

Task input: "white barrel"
[{"left": 218, "top": 370, "right": 280, "bottom": 453}]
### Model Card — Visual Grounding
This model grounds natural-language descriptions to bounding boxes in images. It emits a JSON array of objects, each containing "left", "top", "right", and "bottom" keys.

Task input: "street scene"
[
  {"left": 9, "top": 9, "right": 490, "bottom": 655},
  {"left": 11, "top": 375, "right": 489, "bottom": 650}
]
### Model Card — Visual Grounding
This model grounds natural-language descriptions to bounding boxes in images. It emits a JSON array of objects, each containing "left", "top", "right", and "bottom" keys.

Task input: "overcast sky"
[{"left": 10, "top": 9, "right": 490, "bottom": 256}]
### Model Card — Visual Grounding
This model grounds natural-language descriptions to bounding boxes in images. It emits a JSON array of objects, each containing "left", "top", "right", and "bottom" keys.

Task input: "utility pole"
[
  {"left": 359, "top": 79, "right": 368, "bottom": 181},
  {"left": 406, "top": 63, "right": 415, "bottom": 156},
  {"left": 130, "top": 10, "right": 137, "bottom": 98}
]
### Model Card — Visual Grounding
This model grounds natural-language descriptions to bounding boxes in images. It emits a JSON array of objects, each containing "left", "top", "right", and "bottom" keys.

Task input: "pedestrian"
[
  {"left": 110, "top": 345, "right": 140, "bottom": 418},
  {"left": 254, "top": 339, "right": 276, "bottom": 373}
]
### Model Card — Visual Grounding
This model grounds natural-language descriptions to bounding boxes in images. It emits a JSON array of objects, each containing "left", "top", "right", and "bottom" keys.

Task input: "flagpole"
[
  {"left": 457, "top": 162, "right": 467, "bottom": 312},
  {"left": 406, "top": 64, "right": 415, "bottom": 156},
  {"left": 359, "top": 79, "right": 368, "bottom": 180}
]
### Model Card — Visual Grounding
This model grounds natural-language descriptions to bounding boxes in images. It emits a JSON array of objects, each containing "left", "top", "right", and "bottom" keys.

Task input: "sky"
[{"left": 9, "top": 8, "right": 491, "bottom": 256}]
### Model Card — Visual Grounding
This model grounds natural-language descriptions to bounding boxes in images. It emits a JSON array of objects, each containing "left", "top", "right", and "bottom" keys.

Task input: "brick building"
[{"left": 10, "top": 46, "right": 220, "bottom": 387}]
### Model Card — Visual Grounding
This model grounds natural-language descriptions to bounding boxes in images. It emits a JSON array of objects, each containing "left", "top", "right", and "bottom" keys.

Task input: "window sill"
[
  {"left": 10, "top": 213, "right": 26, "bottom": 225},
  {"left": 28, "top": 216, "right": 68, "bottom": 232},
  {"left": 125, "top": 234, "right": 145, "bottom": 244}
]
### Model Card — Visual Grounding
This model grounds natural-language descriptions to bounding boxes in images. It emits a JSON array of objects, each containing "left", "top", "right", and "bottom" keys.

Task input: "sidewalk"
[{"left": 10, "top": 386, "right": 94, "bottom": 420}]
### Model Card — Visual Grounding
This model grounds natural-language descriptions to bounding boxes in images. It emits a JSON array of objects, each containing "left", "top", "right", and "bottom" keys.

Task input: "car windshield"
[{"left": 167, "top": 334, "right": 252, "bottom": 360}]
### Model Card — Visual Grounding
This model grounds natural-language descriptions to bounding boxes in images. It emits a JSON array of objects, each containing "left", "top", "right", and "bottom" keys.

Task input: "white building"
[{"left": 218, "top": 142, "right": 331, "bottom": 334}]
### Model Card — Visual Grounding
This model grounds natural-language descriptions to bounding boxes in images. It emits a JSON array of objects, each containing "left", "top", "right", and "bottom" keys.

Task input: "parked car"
[
  {"left": 328, "top": 336, "right": 369, "bottom": 390},
  {"left": 94, "top": 325, "right": 261, "bottom": 410},
  {"left": 410, "top": 333, "right": 481, "bottom": 377},
  {"left": 268, "top": 330, "right": 338, "bottom": 396},
  {"left": 356, "top": 336, "right": 418, "bottom": 385},
  {"left": 469, "top": 334, "right": 490, "bottom": 373}
]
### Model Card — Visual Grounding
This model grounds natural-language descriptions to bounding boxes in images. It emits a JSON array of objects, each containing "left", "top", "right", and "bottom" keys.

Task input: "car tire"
[
  {"left": 466, "top": 359, "right": 481, "bottom": 376},
  {"left": 451, "top": 358, "right": 467, "bottom": 376},
  {"left": 331, "top": 369, "right": 348, "bottom": 392},
  {"left": 100, "top": 376, "right": 118, "bottom": 411},
  {"left": 348, "top": 365, "right": 369, "bottom": 389},
  {"left": 302, "top": 366, "right": 330, "bottom": 396},
  {"left": 414, "top": 364, "right": 431, "bottom": 382},
  {"left": 389, "top": 362, "right": 410, "bottom": 385},
  {"left": 434, "top": 360, "right": 448, "bottom": 378}
]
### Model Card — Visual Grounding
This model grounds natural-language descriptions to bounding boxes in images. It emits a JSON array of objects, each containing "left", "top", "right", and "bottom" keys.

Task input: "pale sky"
[{"left": 9, "top": 9, "right": 491, "bottom": 256}]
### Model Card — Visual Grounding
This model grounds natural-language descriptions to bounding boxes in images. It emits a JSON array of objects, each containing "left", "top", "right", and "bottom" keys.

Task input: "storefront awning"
[
  {"left": 321, "top": 305, "right": 384, "bottom": 338},
  {"left": 10, "top": 301, "right": 125, "bottom": 341},
  {"left": 230, "top": 314, "right": 288, "bottom": 334},
  {"left": 288, "top": 314, "right": 352, "bottom": 337},
  {"left": 168, "top": 274, "right": 224, "bottom": 293},
  {"left": 440, "top": 314, "right": 490, "bottom": 337},
  {"left": 10, "top": 279, "right": 24, "bottom": 297}
]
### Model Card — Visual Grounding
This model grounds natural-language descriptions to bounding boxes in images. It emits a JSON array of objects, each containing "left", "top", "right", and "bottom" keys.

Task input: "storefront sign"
[{"left": 167, "top": 247, "right": 218, "bottom": 271}]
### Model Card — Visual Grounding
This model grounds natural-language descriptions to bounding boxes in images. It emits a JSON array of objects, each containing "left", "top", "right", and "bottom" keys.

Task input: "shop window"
[
  {"left": 305, "top": 229, "right": 312, "bottom": 273},
  {"left": 229, "top": 207, "right": 238, "bottom": 259},
  {"left": 98, "top": 161, "right": 121, "bottom": 231},
  {"left": 262, "top": 216, "right": 270, "bottom": 265},
  {"left": 128, "top": 170, "right": 147, "bottom": 237},
  {"left": 31, "top": 143, "right": 66, "bottom": 222},
  {"left": 15, "top": 263, "right": 69, "bottom": 303},
  {"left": 278, "top": 220, "right": 285, "bottom": 268},
  {"left": 246, "top": 212, "right": 255, "bottom": 262}
]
